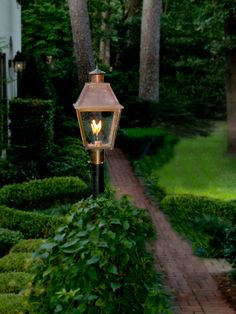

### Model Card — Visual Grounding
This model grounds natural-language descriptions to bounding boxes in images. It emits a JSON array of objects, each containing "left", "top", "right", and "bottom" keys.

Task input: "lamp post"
[{"left": 74, "top": 68, "right": 123, "bottom": 198}]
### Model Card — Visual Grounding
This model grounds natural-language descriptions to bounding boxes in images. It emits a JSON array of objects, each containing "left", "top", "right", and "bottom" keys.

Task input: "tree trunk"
[
  {"left": 226, "top": 53, "right": 236, "bottom": 154},
  {"left": 139, "top": 0, "right": 162, "bottom": 102},
  {"left": 128, "top": 0, "right": 142, "bottom": 16},
  {"left": 225, "top": 3, "right": 236, "bottom": 154},
  {"left": 68, "top": 0, "right": 95, "bottom": 88},
  {"left": 99, "top": 5, "right": 110, "bottom": 67}
]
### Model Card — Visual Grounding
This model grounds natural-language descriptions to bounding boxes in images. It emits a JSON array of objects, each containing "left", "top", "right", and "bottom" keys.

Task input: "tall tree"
[
  {"left": 225, "top": 1, "right": 236, "bottom": 154},
  {"left": 68, "top": 0, "right": 95, "bottom": 88},
  {"left": 99, "top": 0, "right": 110, "bottom": 67},
  {"left": 139, "top": 0, "right": 162, "bottom": 102}
]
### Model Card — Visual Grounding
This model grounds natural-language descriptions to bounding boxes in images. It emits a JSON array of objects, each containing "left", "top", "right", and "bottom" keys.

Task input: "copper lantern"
[{"left": 74, "top": 68, "right": 123, "bottom": 197}]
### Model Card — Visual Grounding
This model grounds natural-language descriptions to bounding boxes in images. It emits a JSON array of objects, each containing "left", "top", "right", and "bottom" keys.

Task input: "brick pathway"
[{"left": 106, "top": 149, "right": 236, "bottom": 314}]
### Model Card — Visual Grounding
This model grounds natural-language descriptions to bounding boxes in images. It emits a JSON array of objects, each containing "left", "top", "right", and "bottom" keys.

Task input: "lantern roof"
[{"left": 74, "top": 83, "right": 123, "bottom": 111}]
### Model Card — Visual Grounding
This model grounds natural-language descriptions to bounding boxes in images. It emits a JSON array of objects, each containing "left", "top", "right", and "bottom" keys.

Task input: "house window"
[{"left": 0, "top": 53, "right": 8, "bottom": 153}]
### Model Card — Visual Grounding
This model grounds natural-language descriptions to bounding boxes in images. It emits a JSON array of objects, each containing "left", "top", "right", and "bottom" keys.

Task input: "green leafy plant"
[
  {"left": 225, "top": 226, "right": 236, "bottom": 272},
  {"left": 26, "top": 195, "right": 172, "bottom": 313}
]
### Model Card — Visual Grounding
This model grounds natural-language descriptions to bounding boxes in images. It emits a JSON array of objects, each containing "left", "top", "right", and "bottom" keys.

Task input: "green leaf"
[
  {"left": 110, "top": 282, "right": 121, "bottom": 291},
  {"left": 123, "top": 220, "right": 130, "bottom": 230},
  {"left": 121, "top": 239, "right": 133, "bottom": 249},
  {"left": 88, "top": 267, "right": 98, "bottom": 280},
  {"left": 95, "top": 298, "right": 104, "bottom": 307},
  {"left": 77, "top": 231, "right": 88, "bottom": 237},
  {"left": 87, "top": 294, "right": 98, "bottom": 301},
  {"left": 121, "top": 253, "right": 130, "bottom": 266},
  {"left": 55, "top": 304, "right": 63, "bottom": 312},
  {"left": 108, "top": 264, "right": 118, "bottom": 274},
  {"left": 62, "top": 238, "right": 79, "bottom": 248},
  {"left": 111, "top": 218, "right": 121, "bottom": 225},
  {"left": 78, "top": 303, "right": 87, "bottom": 313},
  {"left": 40, "top": 242, "right": 57, "bottom": 251},
  {"left": 86, "top": 255, "right": 100, "bottom": 265},
  {"left": 107, "top": 231, "right": 116, "bottom": 239}
]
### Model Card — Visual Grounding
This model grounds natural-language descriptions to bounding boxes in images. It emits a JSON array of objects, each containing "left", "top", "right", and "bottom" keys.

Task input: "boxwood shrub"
[
  {"left": 160, "top": 194, "right": 236, "bottom": 220},
  {"left": 0, "top": 176, "right": 90, "bottom": 211},
  {"left": 117, "top": 127, "right": 178, "bottom": 159},
  {"left": 0, "top": 205, "right": 63, "bottom": 238},
  {"left": 0, "top": 253, "right": 32, "bottom": 273},
  {"left": 26, "top": 195, "right": 172, "bottom": 313},
  {"left": 10, "top": 239, "right": 45, "bottom": 254},
  {"left": 8, "top": 98, "right": 54, "bottom": 163},
  {"left": 48, "top": 137, "right": 90, "bottom": 183},
  {"left": 0, "top": 294, "right": 25, "bottom": 314},
  {"left": 0, "top": 272, "right": 32, "bottom": 293},
  {"left": 0, "top": 228, "right": 24, "bottom": 257},
  {"left": 160, "top": 194, "right": 236, "bottom": 259}
]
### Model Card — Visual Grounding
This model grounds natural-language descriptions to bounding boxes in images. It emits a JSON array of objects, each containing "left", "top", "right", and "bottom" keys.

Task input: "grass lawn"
[{"left": 157, "top": 121, "right": 236, "bottom": 200}]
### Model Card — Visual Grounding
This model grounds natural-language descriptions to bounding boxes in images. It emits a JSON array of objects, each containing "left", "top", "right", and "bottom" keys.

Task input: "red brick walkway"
[{"left": 106, "top": 149, "right": 236, "bottom": 314}]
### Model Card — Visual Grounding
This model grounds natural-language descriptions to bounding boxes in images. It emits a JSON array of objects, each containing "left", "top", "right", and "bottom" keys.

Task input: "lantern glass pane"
[{"left": 81, "top": 111, "right": 113, "bottom": 146}]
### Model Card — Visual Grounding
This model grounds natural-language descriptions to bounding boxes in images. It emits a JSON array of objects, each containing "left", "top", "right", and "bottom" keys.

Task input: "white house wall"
[{"left": 0, "top": 0, "right": 21, "bottom": 100}]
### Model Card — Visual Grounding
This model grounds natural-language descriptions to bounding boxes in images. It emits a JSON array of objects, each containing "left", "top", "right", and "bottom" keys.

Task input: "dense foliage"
[
  {"left": 8, "top": 98, "right": 54, "bottom": 178},
  {"left": 0, "top": 176, "right": 89, "bottom": 211},
  {"left": 26, "top": 195, "right": 172, "bottom": 313},
  {"left": 0, "top": 228, "right": 24, "bottom": 257},
  {"left": 19, "top": 0, "right": 230, "bottom": 126},
  {"left": 0, "top": 205, "right": 63, "bottom": 239},
  {"left": 160, "top": 194, "right": 236, "bottom": 262},
  {"left": 117, "top": 127, "right": 178, "bottom": 159}
]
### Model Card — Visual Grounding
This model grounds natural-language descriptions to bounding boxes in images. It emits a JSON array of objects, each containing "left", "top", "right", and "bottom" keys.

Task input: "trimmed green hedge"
[
  {"left": 0, "top": 176, "right": 89, "bottom": 211},
  {"left": 0, "top": 272, "right": 32, "bottom": 293},
  {"left": 0, "top": 206, "right": 63, "bottom": 238},
  {"left": 0, "top": 253, "right": 32, "bottom": 273},
  {"left": 9, "top": 98, "right": 54, "bottom": 163},
  {"left": 10, "top": 239, "right": 45, "bottom": 253},
  {"left": 117, "top": 127, "right": 178, "bottom": 159},
  {"left": 160, "top": 194, "right": 236, "bottom": 260},
  {"left": 160, "top": 194, "right": 236, "bottom": 220},
  {"left": 0, "top": 228, "right": 24, "bottom": 257},
  {"left": 0, "top": 294, "right": 25, "bottom": 314}
]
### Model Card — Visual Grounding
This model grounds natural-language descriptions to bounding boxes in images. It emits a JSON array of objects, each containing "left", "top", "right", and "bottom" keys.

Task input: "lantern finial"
[{"left": 89, "top": 67, "right": 105, "bottom": 83}]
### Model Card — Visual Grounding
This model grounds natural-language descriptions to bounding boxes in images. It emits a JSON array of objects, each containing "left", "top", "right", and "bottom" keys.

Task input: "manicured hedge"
[
  {"left": 0, "top": 253, "right": 32, "bottom": 273},
  {"left": 160, "top": 194, "right": 236, "bottom": 221},
  {"left": 0, "top": 294, "right": 25, "bottom": 314},
  {"left": 0, "top": 176, "right": 89, "bottom": 211},
  {"left": 160, "top": 194, "right": 236, "bottom": 262},
  {"left": 8, "top": 98, "right": 54, "bottom": 162},
  {"left": 0, "top": 228, "right": 24, "bottom": 258},
  {"left": 117, "top": 127, "right": 178, "bottom": 159},
  {"left": 0, "top": 205, "right": 63, "bottom": 238},
  {"left": 10, "top": 239, "right": 45, "bottom": 254},
  {"left": 0, "top": 272, "right": 32, "bottom": 293}
]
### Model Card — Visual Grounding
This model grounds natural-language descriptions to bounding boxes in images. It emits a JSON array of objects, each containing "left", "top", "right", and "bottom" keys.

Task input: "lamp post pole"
[{"left": 90, "top": 149, "right": 104, "bottom": 198}]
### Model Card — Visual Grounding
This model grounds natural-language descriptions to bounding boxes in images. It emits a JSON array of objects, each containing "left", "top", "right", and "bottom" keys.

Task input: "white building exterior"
[{"left": 0, "top": 0, "right": 21, "bottom": 155}]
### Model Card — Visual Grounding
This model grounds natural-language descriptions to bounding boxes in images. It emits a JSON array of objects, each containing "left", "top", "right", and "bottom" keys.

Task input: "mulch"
[{"left": 213, "top": 272, "right": 236, "bottom": 311}]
